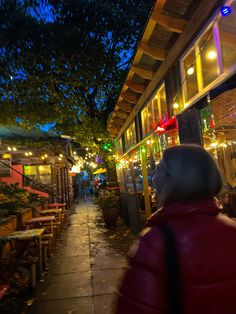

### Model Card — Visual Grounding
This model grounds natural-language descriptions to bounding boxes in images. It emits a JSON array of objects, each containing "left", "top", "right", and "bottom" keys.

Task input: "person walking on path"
[{"left": 116, "top": 145, "right": 236, "bottom": 314}]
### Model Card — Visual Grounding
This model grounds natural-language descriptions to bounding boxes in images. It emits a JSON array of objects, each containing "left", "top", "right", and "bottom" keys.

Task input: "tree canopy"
[{"left": 0, "top": 0, "right": 154, "bottom": 148}]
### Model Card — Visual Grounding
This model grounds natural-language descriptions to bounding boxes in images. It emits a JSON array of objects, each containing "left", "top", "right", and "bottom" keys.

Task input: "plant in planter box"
[
  {"left": 94, "top": 190, "right": 120, "bottom": 227},
  {"left": 0, "top": 183, "right": 42, "bottom": 218}
]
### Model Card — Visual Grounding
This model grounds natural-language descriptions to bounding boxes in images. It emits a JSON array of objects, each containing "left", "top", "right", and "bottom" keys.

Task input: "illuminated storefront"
[{"left": 109, "top": 0, "right": 236, "bottom": 229}]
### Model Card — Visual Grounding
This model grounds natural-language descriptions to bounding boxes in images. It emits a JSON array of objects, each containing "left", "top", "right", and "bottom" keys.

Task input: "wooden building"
[{"left": 108, "top": 0, "right": 236, "bottom": 232}]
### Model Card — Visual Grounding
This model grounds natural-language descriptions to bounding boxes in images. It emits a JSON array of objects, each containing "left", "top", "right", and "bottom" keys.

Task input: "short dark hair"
[{"left": 152, "top": 145, "right": 223, "bottom": 204}]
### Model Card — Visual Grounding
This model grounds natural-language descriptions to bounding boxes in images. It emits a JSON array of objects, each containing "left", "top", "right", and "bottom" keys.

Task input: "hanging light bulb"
[
  {"left": 207, "top": 50, "right": 217, "bottom": 60},
  {"left": 187, "top": 67, "right": 194, "bottom": 76}
]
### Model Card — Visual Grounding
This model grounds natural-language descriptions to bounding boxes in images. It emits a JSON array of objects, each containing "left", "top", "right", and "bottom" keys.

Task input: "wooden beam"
[
  {"left": 151, "top": 12, "right": 187, "bottom": 33},
  {"left": 108, "top": 127, "right": 118, "bottom": 135},
  {"left": 131, "top": 65, "right": 154, "bottom": 80},
  {"left": 116, "top": 101, "right": 133, "bottom": 112},
  {"left": 124, "top": 81, "right": 146, "bottom": 93},
  {"left": 111, "top": 116, "right": 125, "bottom": 126},
  {"left": 140, "top": 42, "right": 167, "bottom": 61},
  {"left": 114, "top": 110, "right": 129, "bottom": 120},
  {"left": 110, "top": 121, "right": 123, "bottom": 129},
  {"left": 120, "top": 92, "right": 139, "bottom": 104}
]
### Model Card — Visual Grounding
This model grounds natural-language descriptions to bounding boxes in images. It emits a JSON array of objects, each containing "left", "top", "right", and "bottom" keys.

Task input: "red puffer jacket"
[{"left": 116, "top": 198, "right": 236, "bottom": 314}]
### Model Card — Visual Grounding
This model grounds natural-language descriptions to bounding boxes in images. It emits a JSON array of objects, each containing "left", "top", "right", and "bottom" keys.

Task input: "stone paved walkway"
[{"left": 24, "top": 198, "right": 135, "bottom": 314}]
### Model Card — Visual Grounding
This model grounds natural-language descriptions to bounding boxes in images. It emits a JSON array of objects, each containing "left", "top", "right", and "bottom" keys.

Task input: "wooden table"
[
  {"left": 2, "top": 228, "right": 45, "bottom": 277},
  {"left": 41, "top": 209, "right": 63, "bottom": 230},
  {"left": 26, "top": 216, "right": 55, "bottom": 235},
  {"left": 48, "top": 203, "right": 66, "bottom": 209}
]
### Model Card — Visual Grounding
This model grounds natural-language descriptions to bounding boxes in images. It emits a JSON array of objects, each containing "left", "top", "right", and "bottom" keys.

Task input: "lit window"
[
  {"left": 199, "top": 31, "right": 219, "bottom": 87},
  {"left": 183, "top": 49, "right": 198, "bottom": 101},
  {"left": 218, "top": 2, "right": 236, "bottom": 71}
]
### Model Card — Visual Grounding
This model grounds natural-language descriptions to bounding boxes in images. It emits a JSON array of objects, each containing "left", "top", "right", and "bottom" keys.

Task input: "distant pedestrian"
[
  {"left": 116, "top": 144, "right": 236, "bottom": 314},
  {"left": 73, "top": 180, "right": 79, "bottom": 202},
  {"left": 82, "top": 180, "right": 87, "bottom": 200}
]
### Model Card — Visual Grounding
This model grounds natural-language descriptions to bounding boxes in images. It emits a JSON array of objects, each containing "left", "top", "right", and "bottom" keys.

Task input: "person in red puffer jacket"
[{"left": 116, "top": 144, "right": 236, "bottom": 314}]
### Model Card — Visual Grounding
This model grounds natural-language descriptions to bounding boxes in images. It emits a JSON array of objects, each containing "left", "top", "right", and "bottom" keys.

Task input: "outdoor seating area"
[{"left": 0, "top": 201, "right": 68, "bottom": 306}]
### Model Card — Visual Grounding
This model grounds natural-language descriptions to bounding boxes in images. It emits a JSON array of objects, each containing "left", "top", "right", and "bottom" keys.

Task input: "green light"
[{"left": 141, "top": 147, "right": 146, "bottom": 153}]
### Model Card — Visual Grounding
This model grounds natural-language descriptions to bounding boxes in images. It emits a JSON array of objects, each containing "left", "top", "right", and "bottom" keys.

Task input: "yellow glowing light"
[
  {"left": 12, "top": 147, "right": 17, "bottom": 151},
  {"left": 7, "top": 147, "right": 12, "bottom": 151},
  {"left": 41, "top": 156, "right": 45, "bottom": 160},
  {"left": 86, "top": 148, "right": 89, "bottom": 151},
  {"left": 29, "top": 152, "right": 32, "bottom": 156},
  {"left": 210, "top": 142, "right": 217, "bottom": 148},
  {"left": 187, "top": 67, "right": 194, "bottom": 75},
  {"left": 173, "top": 103, "right": 179, "bottom": 109},
  {"left": 2, "top": 154, "right": 11, "bottom": 158},
  {"left": 146, "top": 140, "right": 151, "bottom": 145},
  {"left": 59, "top": 154, "right": 63, "bottom": 157},
  {"left": 25, "top": 152, "right": 29, "bottom": 156},
  {"left": 58, "top": 157, "right": 62, "bottom": 161},
  {"left": 207, "top": 50, "right": 217, "bottom": 60}
]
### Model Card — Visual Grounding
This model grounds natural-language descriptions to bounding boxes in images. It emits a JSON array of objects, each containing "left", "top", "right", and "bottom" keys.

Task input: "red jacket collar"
[{"left": 148, "top": 198, "right": 220, "bottom": 226}]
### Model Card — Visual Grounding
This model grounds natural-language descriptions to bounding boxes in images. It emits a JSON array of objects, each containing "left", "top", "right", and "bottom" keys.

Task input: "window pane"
[
  {"left": 147, "top": 102, "right": 153, "bottom": 131},
  {"left": 199, "top": 31, "right": 219, "bottom": 87},
  {"left": 116, "top": 138, "right": 123, "bottom": 157},
  {"left": 141, "top": 108, "right": 148, "bottom": 137},
  {"left": 133, "top": 151, "right": 143, "bottom": 192},
  {"left": 152, "top": 98, "right": 159, "bottom": 129},
  {"left": 24, "top": 164, "right": 52, "bottom": 186},
  {"left": 201, "top": 94, "right": 236, "bottom": 189},
  {"left": 219, "top": 3, "right": 236, "bottom": 71},
  {"left": 159, "top": 86, "right": 167, "bottom": 118},
  {"left": 183, "top": 49, "right": 198, "bottom": 101},
  {"left": 131, "top": 122, "right": 137, "bottom": 145}
]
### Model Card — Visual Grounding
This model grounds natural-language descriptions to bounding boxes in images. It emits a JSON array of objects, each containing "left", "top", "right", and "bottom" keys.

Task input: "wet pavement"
[{"left": 23, "top": 198, "right": 135, "bottom": 314}]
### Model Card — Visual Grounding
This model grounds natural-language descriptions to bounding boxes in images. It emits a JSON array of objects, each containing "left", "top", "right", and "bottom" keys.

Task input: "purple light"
[{"left": 221, "top": 6, "right": 231, "bottom": 16}]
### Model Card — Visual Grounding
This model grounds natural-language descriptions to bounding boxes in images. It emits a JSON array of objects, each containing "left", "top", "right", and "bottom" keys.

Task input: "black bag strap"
[{"left": 159, "top": 224, "right": 182, "bottom": 314}]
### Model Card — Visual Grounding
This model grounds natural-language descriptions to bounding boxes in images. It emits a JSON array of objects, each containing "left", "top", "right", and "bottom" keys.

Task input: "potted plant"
[{"left": 94, "top": 190, "right": 120, "bottom": 227}]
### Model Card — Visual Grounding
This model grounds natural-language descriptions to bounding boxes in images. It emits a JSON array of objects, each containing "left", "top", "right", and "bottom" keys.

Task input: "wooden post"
[{"left": 140, "top": 145, "right": 151, "bottom": 219}]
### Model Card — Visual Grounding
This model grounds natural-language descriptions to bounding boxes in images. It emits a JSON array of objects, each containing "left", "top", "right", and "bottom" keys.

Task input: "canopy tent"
[
  {"left": 0, "top": 125, "right": 57, "bottom": 139},
  {"left": 93, "top": 168, "right": 107, "bottom": 175}
]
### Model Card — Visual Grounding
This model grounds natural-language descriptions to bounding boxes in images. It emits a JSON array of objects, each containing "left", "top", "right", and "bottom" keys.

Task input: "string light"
[
  {"left": 207, "top": 50, "right": 217, "bottom": 60},
  {"left": 187, "top": 67, "right": 194, "bottom": 75}
]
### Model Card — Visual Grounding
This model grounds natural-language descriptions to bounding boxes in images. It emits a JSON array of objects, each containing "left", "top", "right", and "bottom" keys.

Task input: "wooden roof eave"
[
  {"left": 108, "top": 0, "right": 169, "bottom": 135},
  {"left": 110, "top": 0, "right": 222, "bottom": 139}
]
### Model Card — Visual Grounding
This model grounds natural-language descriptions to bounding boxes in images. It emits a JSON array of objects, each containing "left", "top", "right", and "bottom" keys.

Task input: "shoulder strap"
[{"left": 159, "top": 224, "right": 182, "bottom": 314}]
